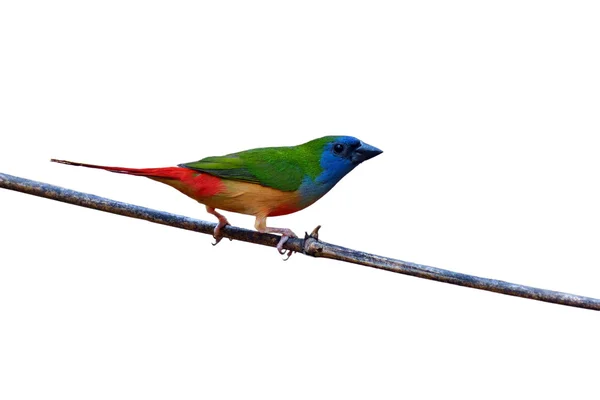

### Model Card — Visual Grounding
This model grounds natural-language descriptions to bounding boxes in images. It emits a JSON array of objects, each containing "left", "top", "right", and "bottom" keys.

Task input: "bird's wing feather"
[{"left": 179, "top": 147, "right": 305, "bottom": 192}]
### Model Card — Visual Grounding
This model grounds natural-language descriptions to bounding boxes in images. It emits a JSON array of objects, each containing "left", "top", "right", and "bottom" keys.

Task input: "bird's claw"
[
  {"left": 277, "top": 234, "right": 297, "bottom": 261},
  {"left": 211, "top": 223, "right": 231, "bottom": 246},
  {"left": 281, "top": 248, "right": 294, "bottom": 260}
]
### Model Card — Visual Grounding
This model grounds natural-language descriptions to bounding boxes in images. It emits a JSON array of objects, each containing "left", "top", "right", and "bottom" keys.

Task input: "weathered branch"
[{"left": 2, "top": 171, "right": 599, "bottom": 311}]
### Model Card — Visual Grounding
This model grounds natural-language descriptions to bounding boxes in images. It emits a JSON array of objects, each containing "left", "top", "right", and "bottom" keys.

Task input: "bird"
[{"left": 52, "top": 135, "right": 382, "bottom": 256}]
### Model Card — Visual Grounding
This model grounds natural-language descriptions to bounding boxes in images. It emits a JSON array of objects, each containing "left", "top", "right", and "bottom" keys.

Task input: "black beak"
[{"left": 352, "top": 141, "right": 383, "bottom": 164}]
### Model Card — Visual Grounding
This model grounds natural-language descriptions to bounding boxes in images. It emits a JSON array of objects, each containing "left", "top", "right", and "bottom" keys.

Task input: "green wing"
[
  {"left": 179, "top": 146, "right": 308, "bottom": 192},
  {"left": 180, "top": 137, "right": 335, "bottom": 192}
]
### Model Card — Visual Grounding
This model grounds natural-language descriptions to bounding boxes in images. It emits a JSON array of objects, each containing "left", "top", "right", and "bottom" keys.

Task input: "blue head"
[{"left": 298, "top": 135, "right": 382, "bottom": 205}]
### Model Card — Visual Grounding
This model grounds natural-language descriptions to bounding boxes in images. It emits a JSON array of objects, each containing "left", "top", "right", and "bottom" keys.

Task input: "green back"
[{"left": 180, "top": 136, "right": 337, "bottom": 192}]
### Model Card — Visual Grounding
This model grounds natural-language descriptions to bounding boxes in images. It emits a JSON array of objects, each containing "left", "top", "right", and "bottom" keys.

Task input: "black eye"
[{"left": 333, "top": 143, "right": 345, "bottom": 154}]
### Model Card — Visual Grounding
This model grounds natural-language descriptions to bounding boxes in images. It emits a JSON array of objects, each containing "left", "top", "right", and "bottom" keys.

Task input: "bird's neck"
[{"left": 297, "top": 166, "right": 354, "bottom": 208}]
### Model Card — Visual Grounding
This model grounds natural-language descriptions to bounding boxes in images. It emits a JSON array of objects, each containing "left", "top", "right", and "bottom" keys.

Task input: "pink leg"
[
  {"left": 206, "top": 206, "right": 230, "bottom": 245},
  {"left": 255, "top": 216, "right": 297, "bottom": 258}
]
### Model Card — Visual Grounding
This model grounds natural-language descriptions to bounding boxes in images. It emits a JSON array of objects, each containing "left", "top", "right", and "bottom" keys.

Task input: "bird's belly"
[
  {"left": 153, "top": 172, "right": 305, "bottom": 217},
  {"left": 200, "top": 180, "right": 302, "bottom": 217}
]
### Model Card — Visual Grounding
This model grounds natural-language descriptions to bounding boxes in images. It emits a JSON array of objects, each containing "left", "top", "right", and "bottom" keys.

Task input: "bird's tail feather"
[{"left": 50, "top": 159, "right": 188, "bottom": 180}]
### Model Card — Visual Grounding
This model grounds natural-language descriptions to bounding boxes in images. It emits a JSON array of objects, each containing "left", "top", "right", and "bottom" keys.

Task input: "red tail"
[
  {"left": 51, "top": 159, "right": 225, "bottom": 198},
  {"left": 50, "top": 159, "right": 190, "bottom": 180}
]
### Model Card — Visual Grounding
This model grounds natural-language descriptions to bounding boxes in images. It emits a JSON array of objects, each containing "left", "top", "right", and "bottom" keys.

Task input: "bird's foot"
[
  {"left": 254, "top": 217, "right": 298, "bottom": 260},
  {"left": 266, "top": 228, "right": 297, "bottom": 260},
  {"left": 207, "top": 206, "right": 231, "bottom": 246},
  {"left": 212, "top": 222, "right": 231, "bottom": 246}
]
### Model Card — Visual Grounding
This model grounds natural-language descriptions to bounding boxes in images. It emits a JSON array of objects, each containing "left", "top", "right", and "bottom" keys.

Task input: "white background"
[{"left": 1, "top": 1, "right": 599, "bottom": 399}]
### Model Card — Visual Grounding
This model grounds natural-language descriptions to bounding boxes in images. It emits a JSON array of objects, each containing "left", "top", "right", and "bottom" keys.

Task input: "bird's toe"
[
  {"left": 276, "top": 234, "right": 296, "bottom": 260},
  {"left": 211, "top": 223, "right": 230, "bottom": 246}
]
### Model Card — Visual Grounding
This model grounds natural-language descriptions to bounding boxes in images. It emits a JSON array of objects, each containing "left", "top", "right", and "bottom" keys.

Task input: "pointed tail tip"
[{"left": 51, "top": 159, "right": 81, "bottom": 167}]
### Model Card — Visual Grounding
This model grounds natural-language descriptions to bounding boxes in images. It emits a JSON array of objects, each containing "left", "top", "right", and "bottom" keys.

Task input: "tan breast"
[{"left": 199, "top": 179, "right": 302, "bottom": 217}]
